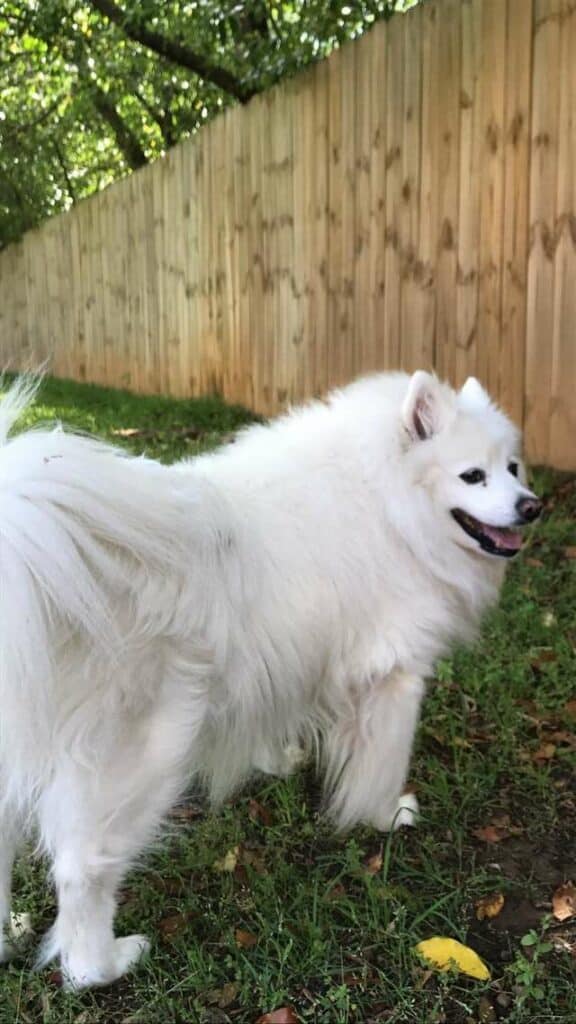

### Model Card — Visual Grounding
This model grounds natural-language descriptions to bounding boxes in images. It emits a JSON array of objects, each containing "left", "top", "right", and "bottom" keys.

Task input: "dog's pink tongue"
[{"left": 482, "top": 525, "right": 522, "bottom": 551}]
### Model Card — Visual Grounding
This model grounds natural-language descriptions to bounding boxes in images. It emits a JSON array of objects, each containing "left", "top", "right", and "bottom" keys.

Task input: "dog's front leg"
[
  {"left": 0, "top": 809, "right": 20, "bottom": 963},
  {"left": 35, "top": 826, "right": 150, "bottom": 990},
  {"left": 322, "top": 670, "right": 424, "bottom": 832}
]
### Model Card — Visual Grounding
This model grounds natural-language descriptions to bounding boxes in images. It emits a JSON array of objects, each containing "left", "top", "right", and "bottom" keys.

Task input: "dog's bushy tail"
[{"left": 0, "top": 377, "right": 189, "bottom": 806}]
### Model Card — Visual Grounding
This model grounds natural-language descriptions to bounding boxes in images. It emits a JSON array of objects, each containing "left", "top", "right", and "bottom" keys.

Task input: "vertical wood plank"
[
  {"left": 353, "top": 27, "right": 376, "bottom": 375},
  {"left": 499, "top": 0, "right": 533, "bottom": 425},
  {"left": 455, "top": 0, "right": 482, "bottom": 385},
  {"left": 434, "top": 0, "right": 461, "bottom": 383},
  {"left": 418, "top": 0, "right": 440, "bottom": 372},
  {"left": 383, "top": 12, "right": 404, "bottom": 370},
  {"left": 525, "top": 0, "right": 563, "bottom": 463},
  {"left": 549, "top": 0, "right": 576, "bottom": 468},
  {"left": 399, "top": 4, "right": 424, "bottom": 374}
]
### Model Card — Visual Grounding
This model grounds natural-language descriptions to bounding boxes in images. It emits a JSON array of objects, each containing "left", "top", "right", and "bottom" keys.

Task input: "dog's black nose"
[{"left": 516, "top": 496, "right": 542, "bottom": 523}]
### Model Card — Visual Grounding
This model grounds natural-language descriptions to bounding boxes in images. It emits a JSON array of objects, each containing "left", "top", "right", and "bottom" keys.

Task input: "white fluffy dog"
[{"left": 0, "top": 370, "right": 541, "bottom": 988}]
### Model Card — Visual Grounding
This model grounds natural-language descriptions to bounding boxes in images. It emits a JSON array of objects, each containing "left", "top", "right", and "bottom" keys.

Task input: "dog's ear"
[
  {"left": 402, "top": 371, "right": 451, "bottom": 441},
  {"left": 460, "top": 376, "right": 491, "bottom": 410}
]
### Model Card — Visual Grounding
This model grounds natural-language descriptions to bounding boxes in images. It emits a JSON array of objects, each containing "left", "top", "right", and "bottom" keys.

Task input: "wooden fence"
[{"left": 0, "top": 0, "right": 574, "bottom": 467}]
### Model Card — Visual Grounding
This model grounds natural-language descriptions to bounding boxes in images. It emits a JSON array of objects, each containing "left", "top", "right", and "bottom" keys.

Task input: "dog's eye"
[
  {"left": 508, "top": 461, "right": 519, "bottom": 477},
  {"left": 460, "top": 468, "right": 486, "bottom": 485}
]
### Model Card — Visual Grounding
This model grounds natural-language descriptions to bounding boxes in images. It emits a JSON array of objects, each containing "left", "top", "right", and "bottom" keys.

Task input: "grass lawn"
[{"left": 2, "top": 375, "right": 575, "bottom": 1024}]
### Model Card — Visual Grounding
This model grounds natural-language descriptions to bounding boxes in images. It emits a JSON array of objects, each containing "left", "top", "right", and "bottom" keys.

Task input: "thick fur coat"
[{"left": 0, "top": 370, "right": 539, "bottom": 987}]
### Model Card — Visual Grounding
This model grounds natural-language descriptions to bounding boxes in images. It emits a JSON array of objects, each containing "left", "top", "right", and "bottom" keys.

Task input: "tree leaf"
[
  {"left": 248, "top": 799, "right": 273, "bottom": 826},
  {"left": 363, "top": 851, "right": 383, "bottom": 875},
  {"left": 415, "top": 937, "right": 491, "bottom": 980},
  {"left": 475, "top": 892, "right": 505, "bottom": 921},
  {"left": 552, "top": 882, "right": 576, "bottom": 922},
  {"left": 213, "top": 846, "right": 239, "bottom": 872},
  {"left": 255, "top": 1008, "right": 298, "bottom": 1023},
  {"left": 235, "top": 928, "right": 258, "bottom": 948}
]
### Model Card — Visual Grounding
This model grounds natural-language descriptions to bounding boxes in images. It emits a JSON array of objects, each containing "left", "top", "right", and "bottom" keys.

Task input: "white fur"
[{"left": 0, "top": 370, "right": 535, "bottom": 987}]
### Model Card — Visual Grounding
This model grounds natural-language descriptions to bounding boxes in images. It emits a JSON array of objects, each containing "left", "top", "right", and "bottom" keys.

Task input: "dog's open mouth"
[{"left": 451, "top": 509, "right": 523, "bottom": 558}]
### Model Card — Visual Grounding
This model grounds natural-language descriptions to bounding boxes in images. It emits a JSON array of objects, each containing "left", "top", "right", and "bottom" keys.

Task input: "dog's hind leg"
[
  {"left": 0, "top": 807, "right": 21, "bottom": 963},
  {"left": 37, "top": 696, "right": 198, "bottom": 989},
  {"left": 323, "top": 671, "right": 424, "bottom": 832}
]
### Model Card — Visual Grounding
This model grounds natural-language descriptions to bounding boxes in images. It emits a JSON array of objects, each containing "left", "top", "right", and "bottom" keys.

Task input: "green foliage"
[{"left": 0, "top": 1, "right": 410, "bottom": 248}]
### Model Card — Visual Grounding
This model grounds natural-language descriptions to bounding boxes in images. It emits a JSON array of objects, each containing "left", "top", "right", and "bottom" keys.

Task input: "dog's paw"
[
  {"left": 392, "top": 792, "right": 419, "bottom": 830},
  {"left": 62, "top": 934, "right": 150, "bottom": 990},
  {"left": 367, "top": 791, "right": 419, "bottom": 833},
  {"left": 108, "top": 934, "right": 150, "bottom": 979}
]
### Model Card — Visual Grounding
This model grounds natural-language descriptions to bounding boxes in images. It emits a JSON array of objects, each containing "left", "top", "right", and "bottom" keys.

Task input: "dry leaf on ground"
[
  {"left": 530, "top": 648, "right": 558, "bottom": 669},
  {"left": 158, "top": 911, "right": 194, "bottom": 938},
  {"left": 552, "top": 882, "right": 576, "bottom": 922},
  {"left": 363, "top": 851, "right": 383, "bottom": 875},
  {"left": 473, "top": 814, "right": 522, "bottom": 843},
  {"left": 325, "top": 882, "right": 346, "bottom": 900},
  {"left": 532, "top": 742, "right": 557, "bottom": 763},
  {"left": 248, "top": 799, "right": 273, "bottom": 826},
  {"left": 206, "top": 981, "right": 240, "bottom": 1008},
  {"left": 235, "top": 928, "right": 258, "bottom": 949},
  {"left": 255, "top": 1008, "right": 298, "bottom": 1023},
  {"left": 476, "top": 892, "right": 505, "bottom": 921},
  {"left": 415, "top": 936, "right": 490, "bottom": 981}
]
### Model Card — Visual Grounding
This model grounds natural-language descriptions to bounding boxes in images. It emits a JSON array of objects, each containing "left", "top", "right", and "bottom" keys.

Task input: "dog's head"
[{"left": 401, "top": 371, "right": 542, "bottom": 560}]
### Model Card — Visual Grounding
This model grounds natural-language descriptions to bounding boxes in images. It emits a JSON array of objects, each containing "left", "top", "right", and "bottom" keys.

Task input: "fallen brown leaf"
[
  {"left": 525, "top": 557, "right": 544, "bottom": 568},
  {"left": 342, "top": 973, "right": 363, "bottom": 987},
  {"left": 530, "top": 648, "right": 558, "bottom": 669},
  {"left": 564, "top": 700, "right": 576, "bottom": 720},
  {"left": 241, "top": 846, "right": 267, "bottom": 874},
  {"left": 552, "top": 882, "right": 576, "bottom": 922},
  {"left": 453, "top": 736, "right": 473, "bottom": 749},
  {"left": 233, "top": 863, "right": 250, "bottom": 886},
  {"left": 473, "top": 825, "right": 504, "bottom": 844},
  {"left": 532, "top": 742, "right": 557, "bottom": 763},
  {"left": 473, "top": 815, "right": 522, "bottom": 843},
  {"left": 206, "top": 981, "right": 240, "bottom": 1008},
  {"left": 476, "top": 892, "right": 505, "bottom": 921},
  {"left": 413, "top": 966, "right": 434, "bottom": 990},
  {"left": 564, "top": 546, "right": 576, "bottom": 559},
  {"left": 325, "top": 882, "right": 346, "bottom": 901},
  {"left": 235, "top": 928, "right": 258, "bottom": 949},
  {"left": 158, "top": 911, "right": 194, "bottom": 938},
  {"left": 363, "top": 851, "right": 383, "bottom": 875},
  {"left": 255, "top": 1008, "right": 298, "bottom": 1024},
  {"left": 549, "top": 730, "right": 576, "bottom": 747},
  {"left": 248, "top": 799, "right": 273, "bottom": 827}
]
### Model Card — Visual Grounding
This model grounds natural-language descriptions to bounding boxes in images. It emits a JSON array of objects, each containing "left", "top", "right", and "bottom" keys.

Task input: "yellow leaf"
[
  {"left": 213, "top": 846, "right": 239, "bottom": 873},
  {"left": 415, "top": 937, "right": 491, "bottom": 981}
]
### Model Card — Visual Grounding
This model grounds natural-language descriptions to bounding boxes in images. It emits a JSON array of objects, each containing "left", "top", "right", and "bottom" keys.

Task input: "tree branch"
[
  {"left": 89, "top": 84, "right": 148, "bottom": 171},
  {"left": 88, "top": 0, "right": 255, "bottom": 103},
  {"left": 1, "top": 95, "right": 66, "bottom": 140},
  {"left": 53, "top": 140, "right": 77, "bottom": 203},
  {"left": 134, "top": 88, "right": 176, "bottom": 148}
]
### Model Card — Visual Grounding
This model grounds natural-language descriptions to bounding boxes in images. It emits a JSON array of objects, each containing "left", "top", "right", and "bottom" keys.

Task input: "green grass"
[{"left": 2, "top": 375, "right": 575, "bottom": 1024}]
